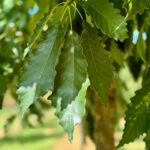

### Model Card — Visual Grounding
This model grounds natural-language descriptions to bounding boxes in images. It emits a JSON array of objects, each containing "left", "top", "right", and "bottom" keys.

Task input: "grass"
[{"left": 0, "top": 106, "right": 64, "bottom": 150}]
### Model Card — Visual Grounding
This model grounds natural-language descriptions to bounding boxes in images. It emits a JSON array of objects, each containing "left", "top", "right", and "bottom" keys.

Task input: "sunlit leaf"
[
  {"left": 55, "top": 79, "right": 90, "bottom": 141},
  {"left": 78, "top": 0, "right": 128, "bottom": 41}
]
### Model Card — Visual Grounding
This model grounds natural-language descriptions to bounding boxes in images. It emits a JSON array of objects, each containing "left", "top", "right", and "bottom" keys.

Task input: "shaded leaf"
[
  {"left": 81, "top": 23, "right": 113, "bottom": 103},
  {"left": 110, "top": 40, "right": 124, "bottom": 67},
  {"left": 136, "top": 31, "right": 147, "bottom": 63},
  {"left": 52, "top": 31, "right": 87, "bottom": 109},
  {"left": 78, "top": 0, "right": 128, "bottom": 41},
  {"left": 146, "top": 27, "right": 150, "bottom": 65}
]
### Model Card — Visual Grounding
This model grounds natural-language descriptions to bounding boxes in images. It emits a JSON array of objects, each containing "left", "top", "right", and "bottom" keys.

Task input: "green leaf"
[
  {"left": 17, "top": 24, "right": 65, "bottom": 115},
  {"left": 118, "top": 82, "right": 150, "bottom": 147},
  {"left": 110, "top": 40, "right": 124, "bottom": 67},
  {"left": 146, "top": 27, "right": 150, "bottom": 65},
  {"left": 52, "top": 31, "right": 87, "bottom": 109},
  {"left": 144, "top": 126, "right": 150, "bottom": 150},
  {"left": 78, "top": 0, "right": 128, "bottom": 41},
  {"left": 55, "top": 79, "right": 90, "bottom": 141},
  {"left": 81, "top": 23, "right": 113, "bottom": 103}
]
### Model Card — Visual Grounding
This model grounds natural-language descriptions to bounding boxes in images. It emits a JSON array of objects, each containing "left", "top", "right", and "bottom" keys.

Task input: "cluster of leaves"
[
  {"left": 15, "top": 0, "right": 150, "bottom": 147},
  {"left": 17, "top": 0, "right": 121, "bottom": 141},
  {"left": 1, "top": 0, "right": 150, "bottom": 149}
]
